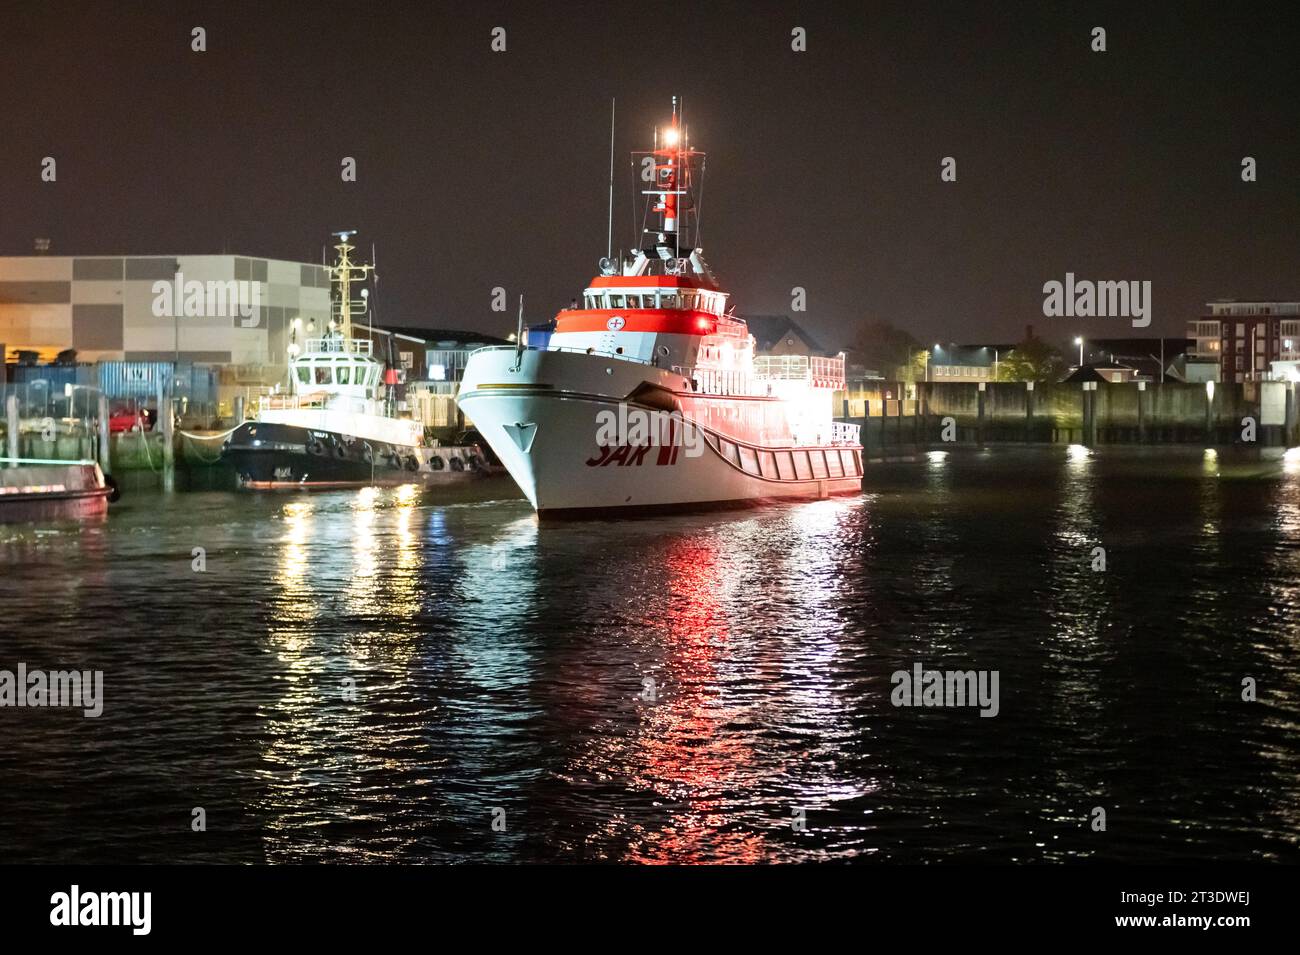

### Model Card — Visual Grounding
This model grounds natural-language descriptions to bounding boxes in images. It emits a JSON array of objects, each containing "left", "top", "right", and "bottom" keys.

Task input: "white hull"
[{"left": 458, "top": 348, "right": 862, "bottom": 516}]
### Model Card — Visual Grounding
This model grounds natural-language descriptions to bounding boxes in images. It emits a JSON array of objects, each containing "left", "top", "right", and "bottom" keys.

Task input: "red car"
[{"left": 108, "top": 408, "right": 156, "bottom": 433}]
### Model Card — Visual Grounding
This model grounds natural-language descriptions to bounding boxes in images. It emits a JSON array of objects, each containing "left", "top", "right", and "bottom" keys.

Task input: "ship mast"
[
  {"left": 636, "top": 97, "right": 708, "bottom": 278},
  {"left": 653, "top": 97, "right": 684, "bottom": 252},
  {"left": 327, "top": 230, "right": 375, "bottom": 346}
]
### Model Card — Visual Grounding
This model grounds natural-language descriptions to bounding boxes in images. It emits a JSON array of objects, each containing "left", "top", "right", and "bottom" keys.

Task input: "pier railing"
[{"left": 839, "top": 379, "right": 1300, "bottom": 452}]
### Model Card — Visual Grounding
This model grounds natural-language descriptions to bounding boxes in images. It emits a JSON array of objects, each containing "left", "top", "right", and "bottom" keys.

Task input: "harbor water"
[{"left": 1, "top": 448, "right": 1298, "bottom": 863}]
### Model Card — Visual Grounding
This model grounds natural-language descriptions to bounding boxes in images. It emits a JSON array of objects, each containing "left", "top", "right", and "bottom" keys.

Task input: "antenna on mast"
[
  {"left": 606, "top": 98, "right": 616, "bottom": 262},
  {"left": 512, "top": 295, "right": 525, "bottom": 369}
]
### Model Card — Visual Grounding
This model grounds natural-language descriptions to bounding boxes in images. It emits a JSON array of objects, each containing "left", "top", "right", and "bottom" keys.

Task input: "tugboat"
[
  {"left": 457, "top": 99, "right": 863, "bottom": 517},
  {"left": 223, "top": 232, "right": 492, "bottom": 489}
]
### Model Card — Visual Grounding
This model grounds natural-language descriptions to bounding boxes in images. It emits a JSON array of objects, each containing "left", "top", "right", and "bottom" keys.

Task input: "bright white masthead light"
[{"left": 663, "top": 127, "right": 680, "bottom": 146}]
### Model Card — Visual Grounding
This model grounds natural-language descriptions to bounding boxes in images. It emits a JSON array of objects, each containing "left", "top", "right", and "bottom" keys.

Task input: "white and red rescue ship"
[{"left": 457, "top": 101, "right": 862, "bottom": 517}]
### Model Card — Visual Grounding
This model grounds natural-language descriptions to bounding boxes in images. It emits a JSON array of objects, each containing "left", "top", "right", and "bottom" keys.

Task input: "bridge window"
[
  {"left": 337, "top": 365, "right": 351, "bottom": 385},
  {"left": 314, "top": 363, "right": 332, "bottom": 385},
  {"left": 297, "top": 366, "right": 310, "bottom": 384}
]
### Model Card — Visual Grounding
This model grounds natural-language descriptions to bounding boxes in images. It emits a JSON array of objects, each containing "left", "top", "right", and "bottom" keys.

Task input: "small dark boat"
[{"left": 223, "top": 420, "right": 493, "bottom": 490}]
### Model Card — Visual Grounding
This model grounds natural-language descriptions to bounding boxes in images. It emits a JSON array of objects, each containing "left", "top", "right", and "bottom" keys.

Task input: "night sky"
[{"left": 3, "top": 1, "right": 1298, "bottom": 350}]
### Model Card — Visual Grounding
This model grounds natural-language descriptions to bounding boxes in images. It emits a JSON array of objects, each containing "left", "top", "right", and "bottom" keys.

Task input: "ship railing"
[
  {"left": 752, "top": 354, "right": 846, "bottom": 389},
  {"left": 831, "top": 421, "right": 861, "bottom": 445},
  {"left": 671, "top": 366, "right": 768, "bottom": 396},
  {"left": 258, "top": 392, "right": 329, "bottom": 412},
  {"left": 710, "top": 316, "right": 751, "bottom": 339},
  {"left": 467, "top": 344, "right": 657, "bottom": 366},
  {"left": 304, "top": 337, "right": 373, "bottom": 356}
]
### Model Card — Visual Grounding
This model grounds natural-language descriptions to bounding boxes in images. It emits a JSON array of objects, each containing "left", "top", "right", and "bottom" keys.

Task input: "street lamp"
[{"left": 1074, "top": 336, "right": 1084, "bottom": 367}]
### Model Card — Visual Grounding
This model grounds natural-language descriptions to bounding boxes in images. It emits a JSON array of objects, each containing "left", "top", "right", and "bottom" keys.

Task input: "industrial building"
[{"left": 0, "top": 253, "right": 331, "bottom": 372}]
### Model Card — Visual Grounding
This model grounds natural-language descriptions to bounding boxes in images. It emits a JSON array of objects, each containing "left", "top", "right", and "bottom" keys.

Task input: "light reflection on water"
[{"left": 1, "top": 454, "right": 1299, "bottom": 863}]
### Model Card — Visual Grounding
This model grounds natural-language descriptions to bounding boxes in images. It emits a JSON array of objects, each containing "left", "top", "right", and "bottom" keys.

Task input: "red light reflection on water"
[{"left": 611, "top": 535, "right": 772, "bottom": 864}]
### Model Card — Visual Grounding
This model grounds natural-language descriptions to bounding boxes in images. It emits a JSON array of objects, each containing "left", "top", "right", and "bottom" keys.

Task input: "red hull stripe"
[{"left": 555, "top": 309, "right": 717, "bottom": 335}]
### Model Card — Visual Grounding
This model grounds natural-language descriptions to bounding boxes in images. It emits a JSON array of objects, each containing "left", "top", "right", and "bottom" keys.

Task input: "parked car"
[{"left": 108, "top": 407, "right": 156, "bottom": 433}]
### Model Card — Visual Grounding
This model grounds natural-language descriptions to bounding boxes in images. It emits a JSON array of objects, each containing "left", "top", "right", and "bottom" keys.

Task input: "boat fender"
[
  {"left": 429, "top": 455, "right": 445, "bottom": 471},
  {"left": 104, "top": 472, "right": 121, "bottom": 503},
  {"left": 334, "top": 443, "right": 347, "bottom": 458},
  {"left": 450, "top": 457, "right": 465, "bottom": 471},
  {"left": 404, "top": 455, "right": 419, "bottom": 472},
  {"left": 309, "top": 440, "right": 325, "bottom": 455},
  {"left": 361, "top": 444, "right": 374, "bottom": 464}
]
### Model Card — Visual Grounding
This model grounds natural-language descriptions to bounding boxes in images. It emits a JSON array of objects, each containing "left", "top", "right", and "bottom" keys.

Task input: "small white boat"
[{"left": 0, "top": 459, "right": 117, "bottom": 523}]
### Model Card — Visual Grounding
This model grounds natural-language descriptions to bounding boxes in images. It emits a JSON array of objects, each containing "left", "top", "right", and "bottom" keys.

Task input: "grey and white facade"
[{"left": 0, "top": 254, "right": 332, "bottom": 368}]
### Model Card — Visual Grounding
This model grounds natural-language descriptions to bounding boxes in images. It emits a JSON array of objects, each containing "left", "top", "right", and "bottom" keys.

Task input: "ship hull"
[
  {"left": 223, "top": 421, "right": 491, "bottom": 490},
  {"left": 458, "top": 348, "right": 862, "bottom": 518},
  {"left": 0, "top": 463, "right": 113, "bottom": 523}
]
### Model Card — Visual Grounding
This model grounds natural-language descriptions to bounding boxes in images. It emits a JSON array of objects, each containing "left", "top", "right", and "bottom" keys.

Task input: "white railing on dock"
[{"left": 831, "top": 421, "right": 861, "bottom": 445}]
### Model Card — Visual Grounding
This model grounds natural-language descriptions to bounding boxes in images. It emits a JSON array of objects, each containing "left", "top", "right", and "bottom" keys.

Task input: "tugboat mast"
[{"left": 327, "top": 230, "right": 375, "bottom": 345}]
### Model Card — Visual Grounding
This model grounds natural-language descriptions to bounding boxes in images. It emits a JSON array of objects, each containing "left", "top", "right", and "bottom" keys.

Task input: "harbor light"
[{"left": 663, "top": 126, "right": 680, "bottom": 146}]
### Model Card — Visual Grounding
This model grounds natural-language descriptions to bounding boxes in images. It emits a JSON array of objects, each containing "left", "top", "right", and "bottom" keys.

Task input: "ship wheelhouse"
[{"left": 290, "top": 336, "right": 383, "bottom": 400}]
